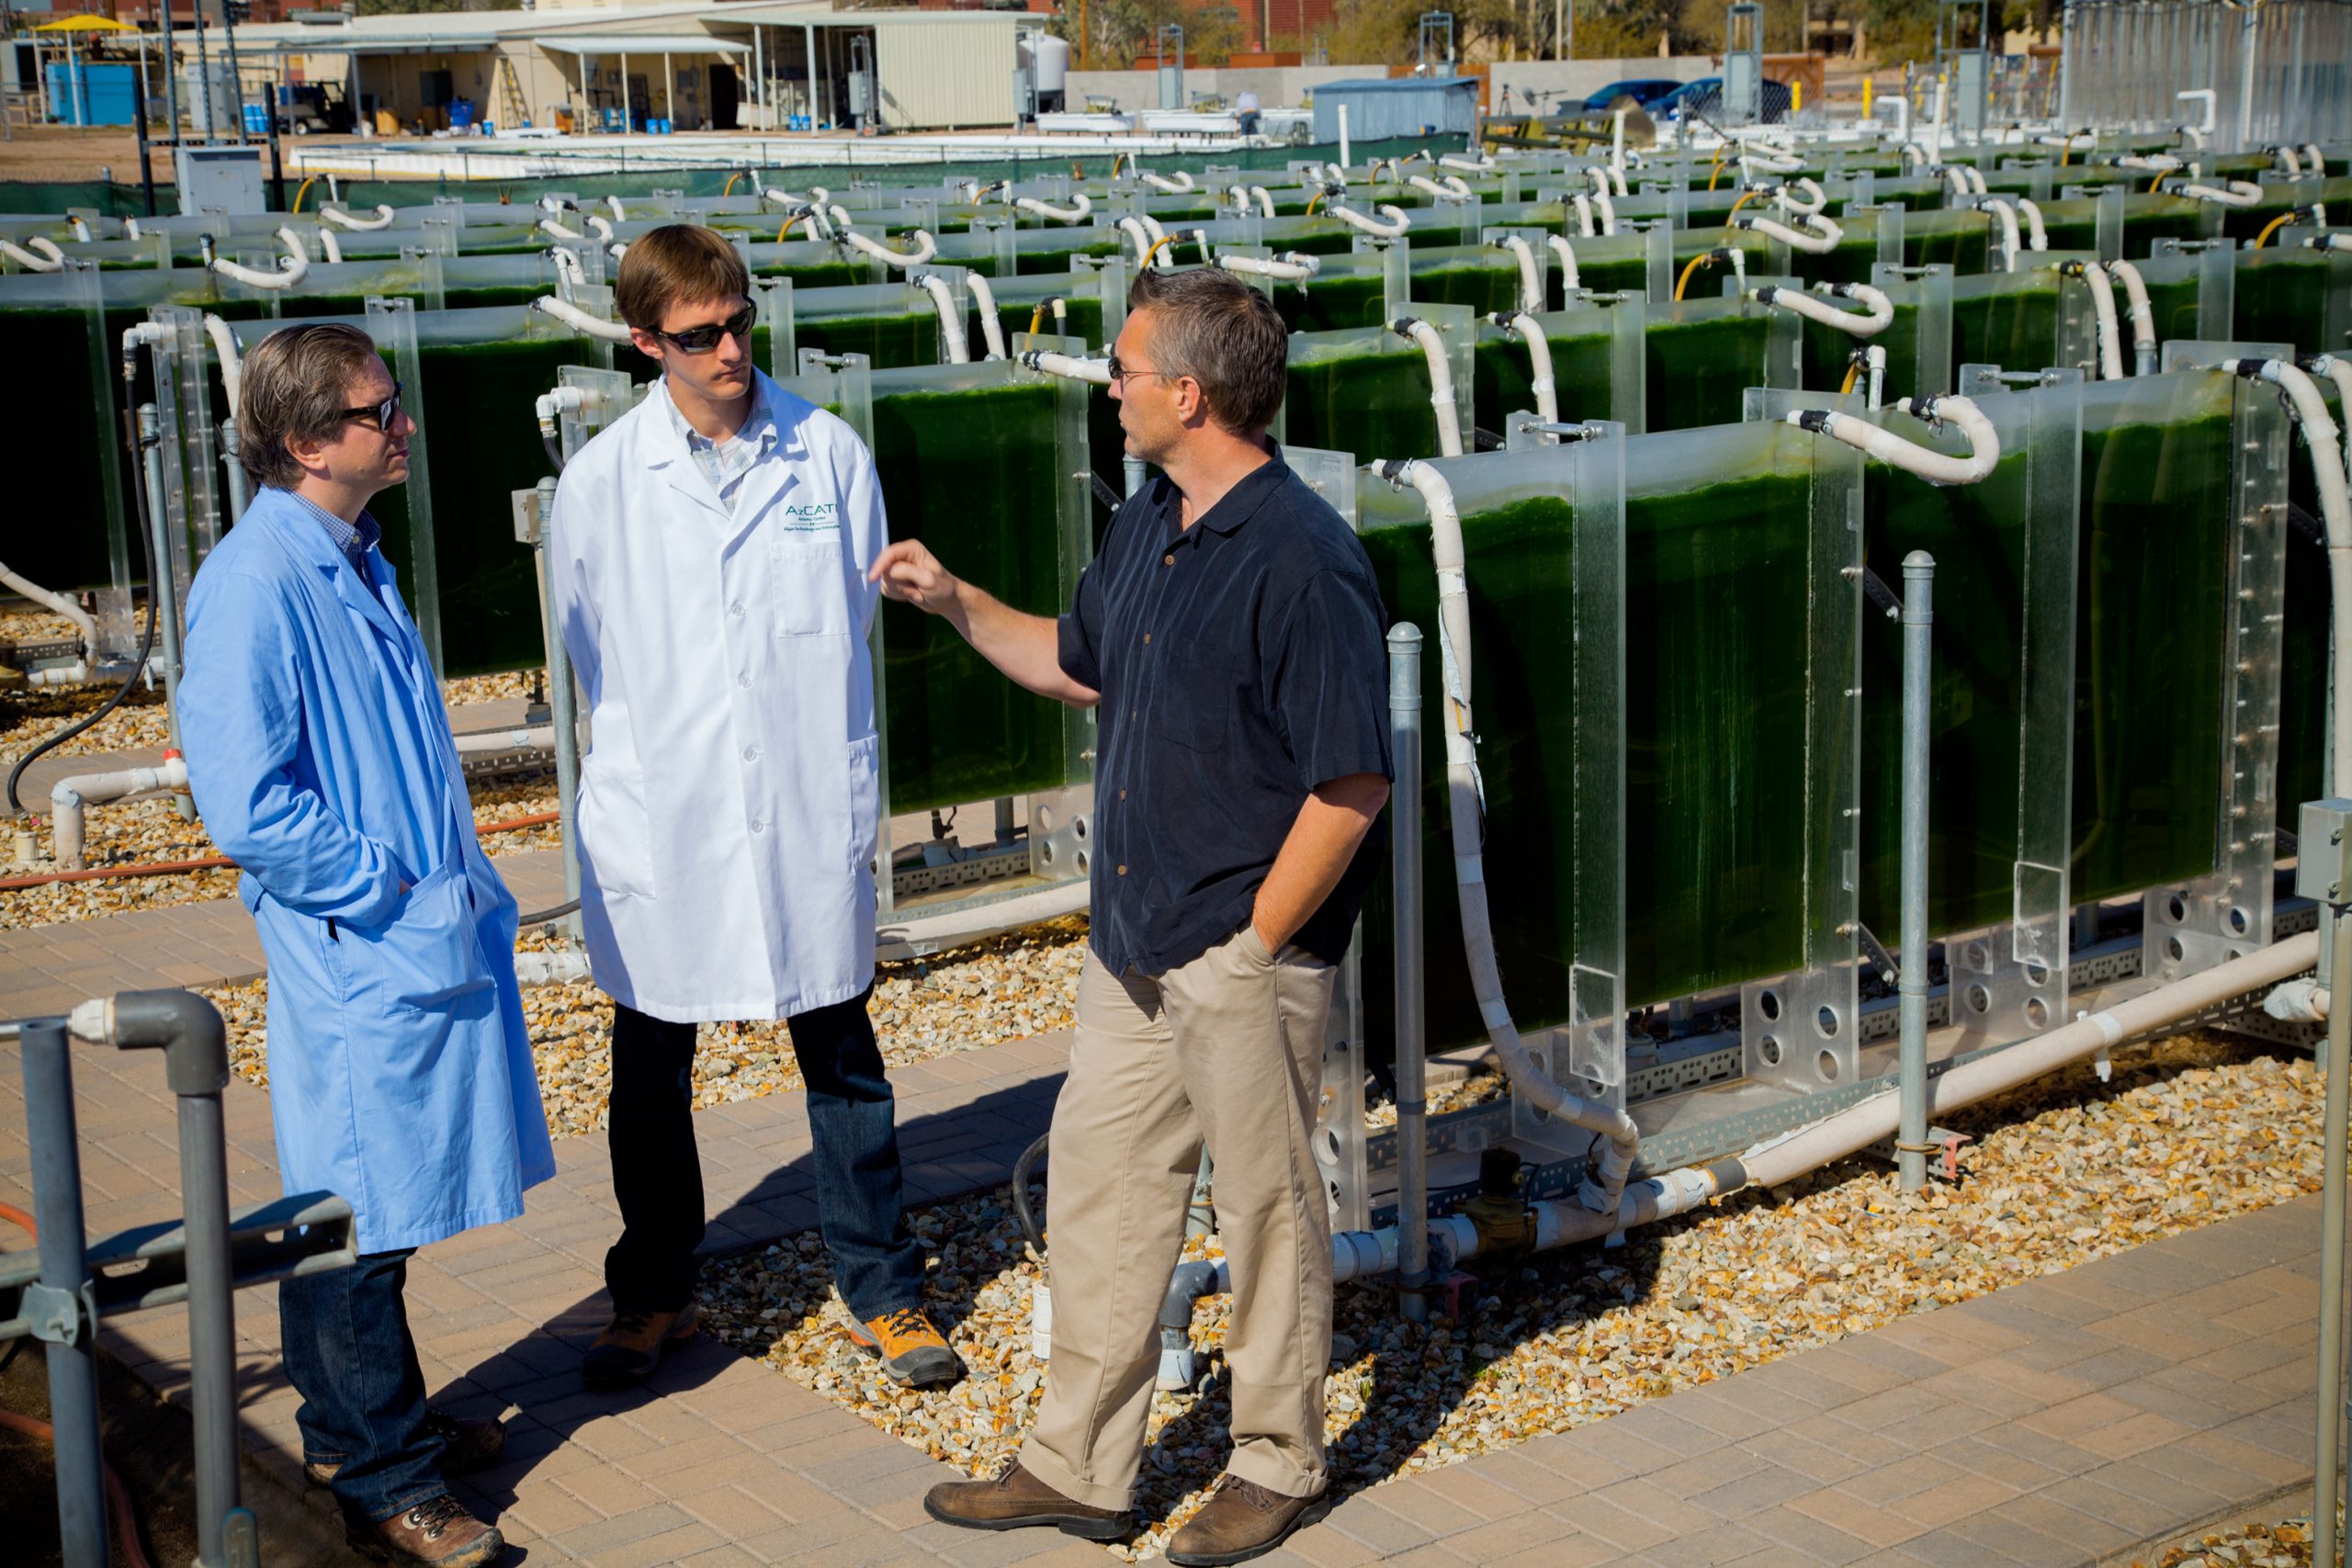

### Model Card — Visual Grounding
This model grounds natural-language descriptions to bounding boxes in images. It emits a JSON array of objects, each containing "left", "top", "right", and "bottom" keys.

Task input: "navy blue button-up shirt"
[{"left": 1058, "top": 450, "right": 1394, "bottom": 976}]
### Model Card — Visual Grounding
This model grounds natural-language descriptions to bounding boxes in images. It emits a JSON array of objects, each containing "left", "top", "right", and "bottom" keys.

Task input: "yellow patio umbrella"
[{"left": 32, "top": 15, "right": 140, "bottom": 129}]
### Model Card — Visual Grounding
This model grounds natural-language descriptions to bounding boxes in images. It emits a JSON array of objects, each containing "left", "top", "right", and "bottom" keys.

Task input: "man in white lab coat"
[{"left": 548, "top": 225, "right": 960, "bottom": 1391}]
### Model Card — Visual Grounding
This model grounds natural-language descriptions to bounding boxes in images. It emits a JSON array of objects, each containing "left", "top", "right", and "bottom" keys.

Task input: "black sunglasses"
[
  {"left": 1104, "top": 353, "right": 1171, "bottom": 387},
  {"left": 648, "top": 301, "right": 759, "bottom": 354},
  {"left": 338, "top": 381, "right": 404, "bottom": 433}
]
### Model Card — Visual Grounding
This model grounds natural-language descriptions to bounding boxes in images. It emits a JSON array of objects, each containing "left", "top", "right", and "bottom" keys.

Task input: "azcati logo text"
[{"left": 780, "top": 501, "right": 839, "bottom": 532}]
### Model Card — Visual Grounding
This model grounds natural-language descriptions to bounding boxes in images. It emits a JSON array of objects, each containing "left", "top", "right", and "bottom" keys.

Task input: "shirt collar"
[
  {"left": 273, "top": 485, "right": 380, "bottom": 570},
  {"left": 665, "top": 374, "right": 777, "bottom": 454},
  {"left": 1159, "top": 445, "right": 1289, "bottom": 545}
]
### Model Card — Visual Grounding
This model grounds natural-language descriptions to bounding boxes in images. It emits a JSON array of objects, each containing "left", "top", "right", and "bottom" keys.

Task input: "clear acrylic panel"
[
  {"left": 1871, "top": 261, "right": 1956, "bottom": 399},
  {"left": 363, "top": 296, "right": 440, "bottom": 674}
]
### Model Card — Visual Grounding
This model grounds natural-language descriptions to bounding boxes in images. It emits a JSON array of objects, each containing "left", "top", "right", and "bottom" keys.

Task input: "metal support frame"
[
  {"left": 1388, "top": 624, "right": 1430, "bottom": 1323},
  {"left": 1896, "top": 551, "right": 1935, "bottom": 1191},
  {"left": 2302, "top": 799, "right": 2352, "bottom": 1568}
]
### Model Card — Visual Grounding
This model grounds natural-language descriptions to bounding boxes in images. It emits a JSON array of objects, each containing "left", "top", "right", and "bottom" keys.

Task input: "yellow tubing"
[
  {"left": 2148, "top": 170, "right": 2168, "bottom": 193},
  {"left": 1139, "top": 232, "right": 1177, "bottom": 270},
  {"left": 1724, "top": 188, "right": 1760, "bottom": 228},
  {"left": 2252, "top": 212, "right": 2295, "bottom": 248},
  {"left": 1840, "top": 360, "right": 1860, "bottom": 396},
  {"left": 290, "top": 176, "right": 317, "bottom": 214},
  {"left": 1028, "top": 303, "right": 1046, "bottom": 334},
  {"left": 1673, "top": 253, "right": 1713, "bottom": 301},
  {"left": 1306, "top": 190, "right": 1325, "bottom": 215},
  {"left": 723, "top": 173, "right": 742, "bottom": 198}
]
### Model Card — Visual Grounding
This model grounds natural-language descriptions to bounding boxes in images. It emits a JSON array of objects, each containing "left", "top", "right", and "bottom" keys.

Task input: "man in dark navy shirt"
[{"left": 873, "top": 267, "right": 1392, "bottom": 1564}]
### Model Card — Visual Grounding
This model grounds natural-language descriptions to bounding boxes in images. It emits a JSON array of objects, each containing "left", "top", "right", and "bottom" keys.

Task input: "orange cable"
[{"left": 0, "top": 812, "right": 560, "bottom": 893}]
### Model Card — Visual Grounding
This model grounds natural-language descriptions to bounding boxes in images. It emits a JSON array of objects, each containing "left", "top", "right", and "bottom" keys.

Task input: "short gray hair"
[
  {"left": 1126, "top": 266, "right": 1289, "bottom": 435},
  {"left": 237, "top": 322, "right": 386, "bottom": 491}
]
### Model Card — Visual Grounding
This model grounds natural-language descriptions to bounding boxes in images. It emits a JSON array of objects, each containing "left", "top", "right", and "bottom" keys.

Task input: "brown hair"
[
  {"left": 237, "top": 322, "right": 387, "bottom": 491},
  {"left": 1126, "top": 266, "right": 1290, "bottom": 435},
  {"left": 616, "top": 224, "right": 751, "bottom": 333}
]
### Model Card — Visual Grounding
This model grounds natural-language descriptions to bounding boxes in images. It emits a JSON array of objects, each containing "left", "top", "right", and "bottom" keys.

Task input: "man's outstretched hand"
[{"left": 869, "top": 541, "right": 961, "bottom": 618}]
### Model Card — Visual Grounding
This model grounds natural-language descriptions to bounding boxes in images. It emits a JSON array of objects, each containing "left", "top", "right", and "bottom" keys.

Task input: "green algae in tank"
[
  {"left": 445, "top": 285, "right": 555, "bottom": 311},
  {"left": 2276, "top": 381, "right": 2342, "bottom": 819},
  {"left": 1408, "top": 263, "right": 1521, "bottom": 316},
  {"left": 1280, "top": 274, "right": 1387, "bottom": 333},
  {"left": 2120, "top": 202, "right": 2207, "bottom": 251},
  {"left": 754, "top": 259, "right": 864, "bottom": 290},
  {"left": 798, "top": 311, "right": 937, "bottom": 368},
  {"left": 1951, "top": 279, "right": 2063, "bottom": 374},
  {"left": 2070, "top": 412, "right": 2233, "bottom": 901},
  {"left": 1800, "top": 300, "right": 1922, "bottom": 397},
  {"left": 2233, "top": 252, "right": 2348, "bottom": 356},
  {"left": 1284, "top": 346, "right": 1444, "bottom": 460},
  {"left": 1015, "top": 240, "right": 1121, "bottom": 276},
  {"left": 1571, "top": 254, "right": 1651, "bottom": 294},
  {"left": 868, "top": 381, "right": 1072, "bottom": 811},
  {"left": 2133, "top": 274, "right": 2203, "bottom": 344},
  {"left": 992, "top": 296, "right": 1104, "bottom": 351},
  {"left": 1644, "top": 310, "right": 1769, "bottom": 432},
  {"left": 1906, "top": 221, "right": 1991, "bottom": 276},
  {"left": 1471, "top": 328, "right": 1615, "bottom": 426}
]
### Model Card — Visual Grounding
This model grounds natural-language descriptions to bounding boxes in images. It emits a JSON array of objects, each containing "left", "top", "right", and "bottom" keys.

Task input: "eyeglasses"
[
  {"left": 1105, "top": 354, "right": 1171, "bottom": 387},
  {"left": 648, "top": 301, "right": 759, "bottom": 354},
  {"left": 337, "top": 382, "right": 404, "bottom": 433}
]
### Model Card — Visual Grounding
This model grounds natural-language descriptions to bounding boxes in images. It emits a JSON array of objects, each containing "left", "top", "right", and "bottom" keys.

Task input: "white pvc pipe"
[
  {"left": 2078, "top": 263, "right": 2126, "bottom": 379},
  {"left": 537, "top": 216, "right": 583, "bottom": 241},
  {"left": 1790, "top": 394, "right": 2000, "bottom": 486},
  {"left": 2182, "top": 180, "right": 2264, "bottom": 207},
  {"left": 1864, "top": 344, "right": 1887, "bottom": 410},
  {"left": 1017, "top": 349, "right": 1112, "bottom": 385},
  {"left": 1, "top": 235, "right": 64, "bottom": 272},
  {"left": 209, "top": 229, "right": 310, "bottom": 290},
  {"left": 1373, "top": 458, "right": 1640, "bottom": 1217},
  {"left": 965, "top": 271, "right": 1008, "bottom": 360},
  {"left": 2018, "top": 197, "right": 2049, "bottom": 251},
  {"left": 1140, "top": 169, "right": 1194, "bottom": 193},
  {"left": 1216, "top": 251, "right": 1320, "bottom": 282},
  {"left": 51, "top": 755, "right": 188, "bottom": 870},
  {"left": 1757, "top": 282, "right": 1894, "bottom": 337},
  {"left": 1498, "top": 312, "right": 1557, "bottom": 423},
  {"left": 1391, "top": 318, "right": 1462, "bottom": 458},
  {"left": 1740, "top": 211, "right": 1843, "bottom": 254},
  {"left": 1494, "top": 234, "right": 1543, "bottom": 314},
  {"left": 1743, "top": 934, "right": 2316, "bottom": 1190},
  {"left": 0, "top": 558, "right": 98, "bottom": 655},
  {"left": 919, "top": 274, "right": 971, "bottom": 364},
  {"left": 1329, "top": 204, "right": 1410, "bottom": 239},
  {"left": 202, "top": 314, "right": 243, "bottom": 418},
  {"left": 2106, "top": 260, "right": 2158, "bottom": 376},
  {"left": 842, "top": 226, "right": 938, "bottom": 268},
  {"left": 321, "top": 203, "right": 396, "bottom": 231},
  {"left": 1014, "top": 192, "right": 1091, "bottom": 223},
  {"left": 532, "top": 295, "right": 636, "bottom": 344},
  {"left": 1546, "top": 235, "right": 1578, "bottom": 291},
  {"left": 1982, "top": 197, "right": 2022, "bottom": 271}
]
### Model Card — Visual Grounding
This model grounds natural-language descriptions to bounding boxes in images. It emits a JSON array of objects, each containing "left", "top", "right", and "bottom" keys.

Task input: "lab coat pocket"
[
  {"left": 578, "top": 756, "right": 658, "bottom": 900},
  {"left": 341, "top": 861, "right": 495, "bottom": 1016},
  {"left": 847, "top": 732, "right": 881, "bottom": 882},
  {"left": 772, "top": 538, "right": 852, "bottom": 638}
]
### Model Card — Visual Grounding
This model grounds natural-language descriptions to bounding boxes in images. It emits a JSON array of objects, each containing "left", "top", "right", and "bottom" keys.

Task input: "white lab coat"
[{"left": 548, "top": 371, "right": 888, "bottom": 1022}]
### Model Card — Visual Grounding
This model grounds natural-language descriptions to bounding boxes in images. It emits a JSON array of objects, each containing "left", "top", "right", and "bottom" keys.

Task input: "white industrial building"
[{"left": 219, "top": 2, "right": 1035, "bottom": 137}]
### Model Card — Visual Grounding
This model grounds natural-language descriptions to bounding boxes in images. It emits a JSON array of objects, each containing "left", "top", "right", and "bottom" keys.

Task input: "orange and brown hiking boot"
[
  {"left": 582, "top": 1303, "right": 698, "bottom": 1388},
  {"left": 844, "top": 1306, "right": 963, "bottom": 1388}
]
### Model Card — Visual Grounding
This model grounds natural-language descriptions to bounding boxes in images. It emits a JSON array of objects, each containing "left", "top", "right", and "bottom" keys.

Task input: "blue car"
[
  {"left": 1578, "top": 79, "right": 1685, "bottom": 112},
  {"left": 1655, "top": 75, "right": 1793, "bottom": 124}
]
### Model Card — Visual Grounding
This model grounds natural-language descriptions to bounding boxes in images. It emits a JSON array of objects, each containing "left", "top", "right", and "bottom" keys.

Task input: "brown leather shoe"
[
  {"left": 306, "top": 1410, "right": 508, "bottom": 1487},
  {"left": 582, "top": 1303, "right": 698, "bottom": 1387},
  {"left": 923, "top": 1457, "right": 1130, "bottom": 1540},
  {"left": 345, "top": 1494, "right": 504, "bottom": 1566},
  {"left": 1166, "top": 1473, "right": 1333, "bottom": 1566}
]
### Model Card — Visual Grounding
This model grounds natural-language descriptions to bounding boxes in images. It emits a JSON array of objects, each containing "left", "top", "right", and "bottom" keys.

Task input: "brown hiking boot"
[
  {"left": 844, "top": 1306, "right": 964, "bottom": 1388},
  {"left": 582, "top": 1303, "right": 698, "bottom": 1387},
  {"left": 923, "top": 1456, "right": 1130, "bottom": 1540},
  {"left": 1166, "top": 1474, "right": 1333, "bottom": 1566},
  {"left": 345, "top": 1493, "right": 504, "bottom": 1566},
  {"left": 306, "top": 1410, "right": 509, "bottom": 1486}
]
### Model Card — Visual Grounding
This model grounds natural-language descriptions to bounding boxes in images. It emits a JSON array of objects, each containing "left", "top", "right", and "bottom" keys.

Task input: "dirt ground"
[{"left": 0, "top": 124, "right": 397, "bottom": 186}]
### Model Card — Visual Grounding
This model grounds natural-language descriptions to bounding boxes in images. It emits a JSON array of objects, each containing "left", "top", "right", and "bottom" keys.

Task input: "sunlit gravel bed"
[{"left": 697, "top": 1033, "right": 2325, "bottom": 1561}]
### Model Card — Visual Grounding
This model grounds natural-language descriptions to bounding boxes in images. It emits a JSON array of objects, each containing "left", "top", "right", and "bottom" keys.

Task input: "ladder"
[{"left": 495, "top": 57, "right": 528, "bottom": 130}]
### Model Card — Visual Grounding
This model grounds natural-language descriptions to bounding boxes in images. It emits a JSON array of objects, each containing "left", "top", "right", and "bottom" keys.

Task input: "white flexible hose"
[
  {"left": 2311, "top": 355, "right": 2352, "bottom": 486},
  {"left": 2305, "top": 145, "right": 2327, "bottom": 175},
  {"left": 203, "top": 313, "right": 243, "bottom": 418},
  {"left": 1495, "top": 235, "right": 1543, "bottom": 314},
  {"left": 1017, "top": 349, "right": 1112, "bottom": 384},
  {"left": 2018, "top": 197, "right": 2049, "bottom": 251},
  {"left": 1438, "top": 152, "right": 1494, "bottom": 173},
  {"left": 606, "top": 195, "right": 627, "bottom": 221},
  {"left": 210, "top": 229, "right": 310, "bottom": 290},
  {"left": 322, "top": 203, "right": 396, "bottom": 231},
  {"left": 1757, "top": 281, "right": 1894, "bottom": 337},
  {"left": 1739, "top": 211, "right": 1843, "bottom": 254},
  {"left": 1571, "top": 192, "right": 1595, "bottom": 238},
  {"left": 843, "top": 227, "right": 938, "bottom": 268},
  {"left": 1140, "top": 169, "right": 1194, "bottom": 193},
  {"left": 1136, "top": 211, "right": 1170, "bottom": 250},
  {"left": 1408, "top": 174, "right": 1471, "bottom": 204},
  {"left": 2312, "top": 234, "right": 2352, "bottom": 253},
  {"left": 0, "top": 558, "right": 98, "bottom": 656},
  {"left": 1498, "top": 312, "right": 1557, "bottom": 423},
  {"left": 1248, "top": 185, "right": 1275, "bottom": 218},
  {"left": 1015, "top": 193, "right": 1091, "bottom": 223},
  {"left": 918, "top": 274, "right": 971, "bottom": 364},
  {"left": 1, "top": 235, "right": 63, "bottom": 271},
  {"left": 2278, "top": 146, "right": 2304, "bottom": 175},
  {"left": 1374, "top": 457, "right": 1641, "bottom": 1218},
  {"left": 1941, "top": 164, "right": 1973, "bottom": 198},
  {"left": 966, "top": 271, "right": 1007, "bottom": 360},
  {"left": 1775, "top": 176, "right": 1827, "bottom": 216},
  {"left": 2182, "top": 180, "right": 2264, "bottom": 207},
  {"left": 2117, "top": 153, "right": 2182, "bottom": 172},
  {"left": 1216, "top": 251, "right": 1320, "bottom": 282},
  {"left": 532, "top": 295, "right": 636, "bottom": 344},
  {"left": 2229, "top": 358, "right": 2352, "bottom": 789},
  {"left": 1745, "top": 147, "right": 1802, "bottom": 175},
  {"left": 1789, "top": 394, "right": 2001, "bottom": 486},
  {"left": 538, "top": 216, "right": 582, "bottom": 241},
  {"left": 1116, "top": 214, "right": 1154, "bottom": 265},
  {"left": 67, "top": 217, "right": 91, "bottom": 243},
  {"left": 1391, "top": 317, "right": 1463, "bottom": 458},
  {"left": 1982, "top": 197, "right": 2022, "bottom": 271},
  {"left": 1586, "top": 164, "right": 1612, "bottom": 195},
  {"left": 548, "top": 245, "right": 586, "bottom": 285},
  {"left": 1592, "top": 189, "right": 1617, "bottom": 236},
  {"left": 1329, "top": 204, "right": 1410, "bottom": 238},
  {"left": 1968, "top": 165, "right": 1988, "bottom": 194},
  {"left": 586, "top": 215, "right": 615, "bottom": 243},
  {"left": 1546, "top": 235, "right": 1579, "bottom": 291},
  {"left": 2076, "top": 262, "right": 2126, "bottom": 379},
  {"left": 2106, "top": 260, "right": 2158, "bottom": 376}
]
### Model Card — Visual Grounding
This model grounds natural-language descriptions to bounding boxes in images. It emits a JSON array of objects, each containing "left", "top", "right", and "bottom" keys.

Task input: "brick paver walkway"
[{"left": 0, "top": 889, "right": 2327, "bottom": 1566}]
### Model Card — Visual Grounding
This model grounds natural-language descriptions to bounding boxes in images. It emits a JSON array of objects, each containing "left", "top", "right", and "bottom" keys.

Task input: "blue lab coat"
[{"left": 179, "top": 488, "right": 555, "bottom": 1256}]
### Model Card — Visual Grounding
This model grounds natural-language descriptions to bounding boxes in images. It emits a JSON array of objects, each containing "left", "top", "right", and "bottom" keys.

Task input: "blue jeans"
[
  {"left": 279, "top": 1249, "right": 445, "bottom": 1523},
  {"left": 605, "top": 990, "right": 924, "bottom": 1320}
]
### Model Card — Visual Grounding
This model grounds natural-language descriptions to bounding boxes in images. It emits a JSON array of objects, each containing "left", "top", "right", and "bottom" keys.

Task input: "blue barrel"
[{"left": 243, "top": 101, "right": 269, "bottom": 134}]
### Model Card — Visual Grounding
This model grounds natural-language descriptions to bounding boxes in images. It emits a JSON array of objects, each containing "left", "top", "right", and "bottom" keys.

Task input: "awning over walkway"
[{"left": 536, "top": 35, "right": 752, "bottom": 55}]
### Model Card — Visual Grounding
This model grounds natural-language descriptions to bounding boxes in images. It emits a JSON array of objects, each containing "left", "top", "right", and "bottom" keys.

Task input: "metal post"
[
  {"left": 1388, "top": 623, "right": 1430, "bottom": 1323},
  {"left": 139, "top": 405, "right": 193, "bottom": 820},
  {"left": 1897, "top": 551, "right": 1935, "bottom": 1192},
  {"left": 20, "top": 1021, "right": 107, "bottom": 1568},
  {"left": 2317, "top": 894, "right": 2352, "bottom": 1568},
  {"left": 1123, "top": 454, "right": 1147, "bottom": 499},
  {"left": 219, "top": 421, "right": 252, "bottom": 522},
  {"left": 534, "top": 476, "right": 582, "bottom": 940},
  {"left": 167, "top": 1010, "right": 242, "bottom": 1564}
]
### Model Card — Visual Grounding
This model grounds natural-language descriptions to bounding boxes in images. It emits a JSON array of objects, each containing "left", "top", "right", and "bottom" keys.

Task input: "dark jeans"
[
  {"left": 280, "top": 1249, "right": 444, "bottom": 1524},
  {"left": 605, "top": 990, "right": 925, "bottom": 1320}
]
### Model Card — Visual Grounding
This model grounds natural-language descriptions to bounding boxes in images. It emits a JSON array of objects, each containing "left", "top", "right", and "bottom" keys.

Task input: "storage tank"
[{"left": 1033, "top": 35, "right": 1069, "bottom": 95}]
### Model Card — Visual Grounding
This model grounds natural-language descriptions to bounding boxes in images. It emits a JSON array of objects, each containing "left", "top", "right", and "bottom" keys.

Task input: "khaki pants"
[{"left": 1018, "top": 927, "right": 1338, "bottom": 1509}]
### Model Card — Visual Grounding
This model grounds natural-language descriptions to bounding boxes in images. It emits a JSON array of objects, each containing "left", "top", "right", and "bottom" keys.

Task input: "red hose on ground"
[
  {"left": 0, "top": 1201, "right": 35, "bottom": 1238},
  {"left": 0, "top": 1410, "right": 156, "bottom": 1568},
  {"left": 0, "top": 812, "right": 561, "bottom": 893}
]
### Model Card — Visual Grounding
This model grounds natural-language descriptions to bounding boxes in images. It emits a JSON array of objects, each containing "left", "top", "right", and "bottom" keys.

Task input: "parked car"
[
  {"left": 1578, "top": 79, "right": 1686, "bottom": 112},
  {"left": 1654, "top": 75, "right": 1793, "bottom": 125}
]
